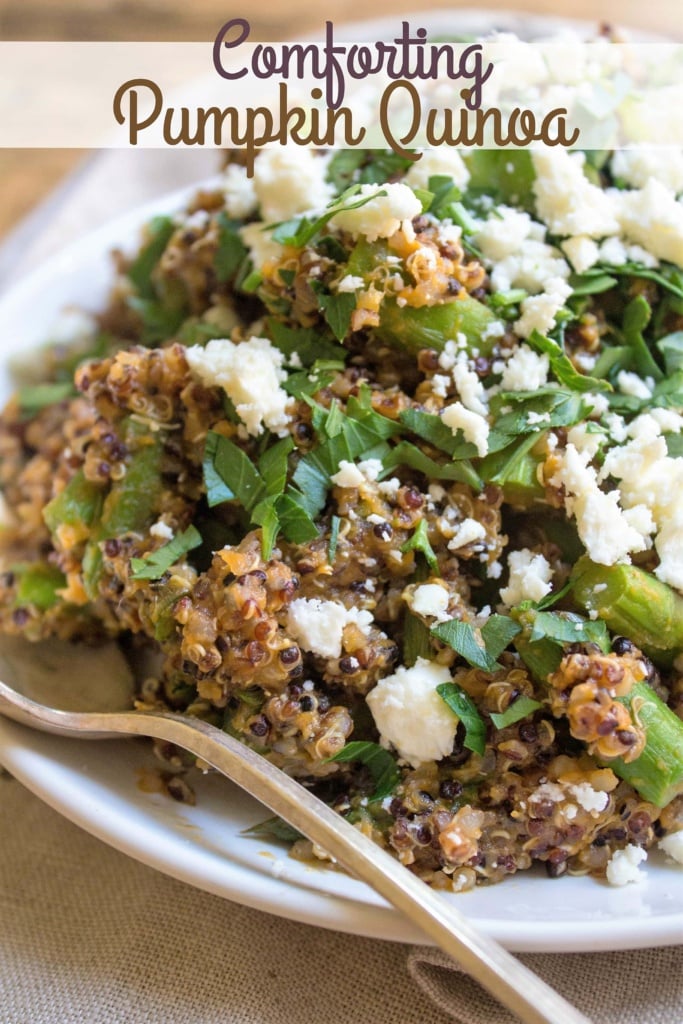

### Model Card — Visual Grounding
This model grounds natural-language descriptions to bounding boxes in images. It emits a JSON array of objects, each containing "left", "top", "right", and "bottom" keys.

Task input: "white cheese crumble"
[
  {"left": 561, "top": 235, "right": 600, "bottom": 274},
  {"left": 442, "top": 402, "right": 490, "bottom": 457},
  {"left": 567, "top": 782, "right": 609, "bottom": 815},
  {"left": 474, "top": 206, "right": 534, "bottom": 262},
  {"left": 447, "top": 518, "right": 487, "bottom": 551},
  {"left": 366, "top": 658, "right": 457, "bottom": 767},
  {"left": 239, "top": 221, "right": 283, "bottom": 272},
  {"left": 532, "top": 148, "right": 619, "bottom": 238},
  {"left": 336, "top": 274, "right": 365, "bottom": 293},
  {"left": 500, "top": 548, "right": 553, "bottom": 607},
  {"left": 500, "top": 345, "right": 549, "bottom": 392},
  {"left": 616, "top": 178, "right": 683, "bottom": 267},
  {"left": 451, "top": 353, "right": 488, "bottom": 416},
  {"left": 185, "top": 336, "right": 291, "bottom": 437},
  {"left": 606, "top": 844, "right": 648, "bottom": 887},
  {"left": 616, "top": 371, "right": 653, "bottom": 400},
  {"left": 611, "top": 149, "right": 683, "bottom": 194},
  {"left": 330, "top": 182, "right": 422, "bottom": 242},
  {"left": 286, "top": 598, "right": 373, "bottom": 660},
  {"left": 222, "top": 162, "right": 258, "bottom": 219},
  {"left": 404, "top": 149, "right": 470, "bottom": 191},
  {"left": 150, "top": 520, "right": 174, "bottom": 541},
  {"left": 658, "top": 831, "right": 683, "bottom": 865},
  {"left": 550, "top": 443, "right": 652, "bottom": 566},
  {"left": 515, "top": 278, "right": 573, "bottom": 339},
  {"left": 252, "top": 148, "right": 333, "bottom": 223},
  {"left": 408, "top": 584, "right": 451, "bottom": 622}
]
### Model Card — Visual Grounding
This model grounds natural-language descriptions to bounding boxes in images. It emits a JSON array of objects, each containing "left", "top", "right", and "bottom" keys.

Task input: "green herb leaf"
[
  {"left": 258, "top": 436, "right": 294, "bottom": 497},
  {"left": 203, "top": 432, "right": 266, "bottom": 511},
  {"left": 621, "top": 295, "right": 663, "bottom": 382},
  {"left": 251, "top": 496, "right": 280, "bottom": 559},
  {"left": 275, "top": 491, "right": 319, "bottom": 545},
  {"left": 130, "top": 525, "right": 202, "bottom": 581},
  {"left": 383, "top": 440, "right": 482, "bottom": 490},
  {"left": 17, "top": 381, "right": 77, "bottom": 417},
  {"left": 526, "top": 330, "right": 611, "bottom": 393},
  {"left": 490, "top": 696, "right": 542, "bottom": 730},
  {"left": 270, "top": 186, "right": 387, "bottom": 249},
  {"left": 657, "top": 331, "right": 683, "bottom": 375},
  {"left": 327, "top": 740, "right": 400, "bottom": 801},
  {"left": 436, "top": 682, "right": 486, "bottom": 756},
  {"left": 267, "top": 319, "right": 346, "bottom": 366},
  {"left": 399, "top": 408, "right": 477, "bottom": 460},
  {"left": 487, "top": 388, "right": 591, "bottom": 453},
  {"left": 127, "top": 216, "right": 175, "bottom": 299},
  {"left": 481, "top": 615, "right": 522, "bottom": 661},
  {"left": 328, "top": 514, "right": 341, "bottom": 564},
  {"left": 242, "top": 816, "right": 304, "bottom": 843},
  {"left": 400, "top": 519, "right": 438, "bottom": 571},
  {"left": 215, "top": 212, "right": 249, "bottom": 281},
  {"left": 529, "top": 610, "right": 610, "bottom": 652},
  {"left": 431, "top": 618, "right": 498, "bottom": 672},
  {"left": 317, "top": 291, "right": 357, "bottom": 342},
  {"left": 569, "top": 272, "right": 618, "bottom": 296}
]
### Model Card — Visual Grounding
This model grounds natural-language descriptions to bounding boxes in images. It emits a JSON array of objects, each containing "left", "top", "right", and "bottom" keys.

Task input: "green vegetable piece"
[
  {"left": 436, "top": 682, "right": 486, "bottom": 756},
  {"left": 400, "top": 519, "right": 438, "bottom": 572},
  {"left": 608, "top": 681, "right": 683, "bottom": 807},
  {"left": 327, "top": 740, "right": 400, "bottom": 801},
  {"left": 127, "top": 216, "right": 175, "bottom": 299},
  {"left": 17, "top": 381, "right": 77, "bottom": 417},
  {"left": 571, "top": 558, "right": 683, "bottom": 662},
  {"left": 375, "top": 295, "right": 495, "bottom": 357},
  {"left": 15, "top": 563, "right": 67, "bottom": 611},
  {"left": 43, "top": 470, "right": 104, "bottom": 536},
  {"left": 242, "top": 816, "right": 304, "bottom": 844},
  {"left": 465, "top": 151, "right": 535, "bottom": 209},
  {"left": 490, "top": 696, "right": 542, "bottom": 730},
  {"left": 215, "top": 212, "right": 249, "bottom": 282},
  {"left": 478, "top": 433, "right": 544, "bottom": 507},
  {"left": 130, "top": 525, "right": 202, "bottom": 581},
  {"left": 431, "top": 618, "right": 498, "bottom": 673}
]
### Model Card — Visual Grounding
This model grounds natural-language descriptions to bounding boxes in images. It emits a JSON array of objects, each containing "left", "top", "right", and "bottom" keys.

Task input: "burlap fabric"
[{"left": 2, "top": 771, "right": 682, "bottom": 1024}]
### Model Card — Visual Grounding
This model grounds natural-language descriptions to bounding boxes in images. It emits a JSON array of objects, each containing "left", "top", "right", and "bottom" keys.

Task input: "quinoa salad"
[{"left": 2, "top": 144, "right": 683, "bottom": 891}]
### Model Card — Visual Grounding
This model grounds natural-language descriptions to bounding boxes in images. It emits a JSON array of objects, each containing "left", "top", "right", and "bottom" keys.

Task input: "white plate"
[{"left": 1, "top": 11, "right": 682, "bottom": 953}]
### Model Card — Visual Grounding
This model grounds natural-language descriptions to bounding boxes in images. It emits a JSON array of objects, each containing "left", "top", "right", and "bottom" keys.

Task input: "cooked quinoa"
[{"left": 1, "top": 145, "right": 683, "bottom": 890}]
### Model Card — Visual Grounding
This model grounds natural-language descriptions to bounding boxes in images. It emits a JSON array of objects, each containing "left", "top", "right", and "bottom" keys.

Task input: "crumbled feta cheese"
[
  {"left": 252, "top": 148, "right": 333, "bottom": 223},
  {"left": 239, "top": 222, "right": 283, "bottom": 271},
  {"left": 408, "top": 584, "right": 451, "bottom": 622},
  {"left": 568, "top": 782, "right": 609, "bottom": 815},
  {"left": 611, "top": 149, "right": 683, "bottom": 195},
  {"left": 617, "top": 370, "right": 653, "bottom": 400},
  {"left": 474, "top": 206, "right": 534, "bottom": 261},
  {"left": 606, "top": 844, "right": 648, "bottom": 886},
  {"left": 366, "top": 658, "right": 457, "bottom": 767},
  {"left": 447, "top": 518, "right": 487, "bottom": 551},
  {"left": 378, "top": 477, "right": 400, "bottom": 500},
  {"left": 567, "top": 423, "right": 603, "bottom": 459},
  {"left": 561, "top": 235, "right": 600, "bottom": 273},
  {"left": 430, "top": 373, "right": 450, "bottom": 398},
  {"left": 552, "top": 443, "right": 652, "bottom": 565},
  {"left": 451, "top": 353, "right": 488, "bottom": 416},
  {"left": 222, "top": 162, "right": 258, "bottom": 218},
  {"left": 330, "top": 182, "right": 422, "bottom": 242},
  {"left": 358, "top": 458, "right": 383, "bottom": 481},
  {"left": 532, "top": 149, "right": 619, "bottom": 238},
  {"left": 481, "top": 320, "right": 506, "bottom": 341},
  {"left": 441, "top": 402, "right": 489, "bottom": 457},
  {"left": 658, "top": 831, "right": 683, "bottom": 865},
  {"left": 616, "top": 178, "right": 683, "bottom": 267},
  {"left": 336, "top": 274, "right": 365, "bottom": 293},
  {"left": 287, "top": 598, "right": 373, "bottom": 659},
  {"left": 330, "top": 458, "right": 383, "bottom": 489},
  {"left": 500, "top": 344, "right": 549, "bottom": 391},
  {"left": 150, "top": 520, "right": 174, "bottom": 541},
  {"left": 500, "top": 548, "right": 553, "bottom": 607},
  {"left": 487, "top": 559, "right": 503, "bottom": 580},
  {"left": 404, "top": 149, "right": 470, "bottom": 191},
  {"left": 515, "top": 278, "right": 573, "bottom": 338},
  {"left": 185, "top": 336, "right": 291, "bottom": 437}
]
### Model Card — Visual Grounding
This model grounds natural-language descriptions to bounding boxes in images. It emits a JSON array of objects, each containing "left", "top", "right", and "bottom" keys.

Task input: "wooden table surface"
[{"left": 0, "top": 0, "right": 681, "bottom": 242}]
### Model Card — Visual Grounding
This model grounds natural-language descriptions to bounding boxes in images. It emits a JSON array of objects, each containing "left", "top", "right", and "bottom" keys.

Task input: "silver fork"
[{"left": 0, "top": 667, "right": 591, "bottom": 1024}]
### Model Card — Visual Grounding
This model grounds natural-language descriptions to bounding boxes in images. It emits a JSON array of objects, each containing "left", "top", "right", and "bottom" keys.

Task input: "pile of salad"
[{"left": 1, "top": 143, "right": 682, "bottom": 889}]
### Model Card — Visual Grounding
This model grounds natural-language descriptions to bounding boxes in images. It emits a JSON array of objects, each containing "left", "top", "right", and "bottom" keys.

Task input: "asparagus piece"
[
  {"left": 43, "top": 469, "right": 104, "bottom": 537},
  {"left": 571, "top": 557, "right": 683, "bottom": 663},
  {"left": 375, "top": 296, "right": 496, "bottom": 357},
  {"left": 514, "top": 612, "right": 683, "bottom": 807},
  {"left": 15, "top": 563, "right": 67, "bottom": 612}
]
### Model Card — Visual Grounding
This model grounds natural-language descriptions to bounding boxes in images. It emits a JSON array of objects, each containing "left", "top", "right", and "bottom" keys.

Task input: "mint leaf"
[
  {"left": 270, "top": 186, "right": 387, "bottom": 248},
  {"left": 481, "top": 615, "right": 522, "bottom": 661},
  {"left": 242, "top": 816, "right": 304, "bottom": 843},
  {"left": 400, "top": 408, "right": 478, "bottom": 460},
  {"left": 383, "top": 440, "right": 482, "bottom": 490},
  {"left": 529, "top": 610, "right": 610, "bottom": 652},
  {"left": 275, "top": 491, "right": 319, "bottom": 545},
  {"left": 328, "top": 514, "right": 341, "bottom": 564},
  {"left": 267, "top": 319, "right": 346, "bottom": 366},
  {"left": 431, "top": 619, "right": 497, "bottom": 672},
  {"left": 203, "top": 432, "right": 266, "bottom": 511},
  {"left": 400, "top": 519, "right": 438, "bottom": 572},
  {"left": 490, "top": 695, "right": 542, "bottom": 730},
  {"left": 127, "top": 215, "right": 175, "bottom": 299},
  {"left": 130, "top": 525, "right": 202, "bottom": 581},
  {"left": 328, "top": 740, "right": 400, "bottom": 801},
  {"left": 657, "top": 331, "right": 683, "bottom": 375},
  {"left": 318, "top": 291, "right": 357, "bottom": 342},
  {"left": 215, "top": 212, "right": 249, "bottom": 281},
  {"left": 526, "top": 330, "right": 611, "bottom": 393},
  {"left": 258, "top": 436, "right": 294, "bottom": 497},
  {"left": 436, "top": 682, "right": 486, "bottom": 756}
]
